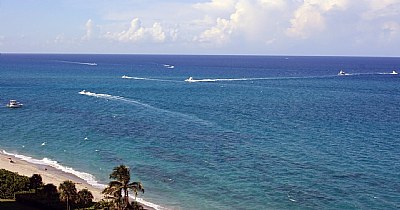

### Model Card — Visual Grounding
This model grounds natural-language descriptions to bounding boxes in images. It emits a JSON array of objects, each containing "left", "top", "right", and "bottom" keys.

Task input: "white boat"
[
  {"left": 185, "top": 77, "right": 194, "bottom": 82},
  {"left": 86, "top": 63, "right": 97, "bottom": 66},
  {"left": 79, "top": 90, "right": 88, "bottom": 94},
  {"left": 6, "top": 100, "right": 23, "bottom": 108},
  {"left": 390, "top": 70, "right": 398, "bottom": 75},
  {"left": 338, "top": 70, "right": 346, "bottom": 76},
  {"left": 164, "top": 64, "right": 175, "bottom": 69}
]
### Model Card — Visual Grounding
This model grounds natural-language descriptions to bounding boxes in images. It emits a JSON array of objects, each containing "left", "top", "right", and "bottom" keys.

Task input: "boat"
[
  {"left": 164, "top": 64, "right": 175, "bottom": 69},
  {"left": 185, "top": 77, "right": 194, "bottom": 82},
  {"left": 338, "top": 70, "right": 346, "bottom": 76},
  {"left": 390, "top": 70, "right": 398, "bottom": 75},
  {"left": 79, "top": 90, "right": 88, "bottom": 94},
  {"left": 6, "top": 100, "right": 23, "bottom": 108},
  {"left": 86, "top": 63, "right": 97, "bottom": 66}
]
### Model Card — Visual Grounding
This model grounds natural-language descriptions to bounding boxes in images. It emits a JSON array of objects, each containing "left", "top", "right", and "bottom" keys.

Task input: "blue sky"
[{"left": 0, "top": 0, "right": 399, "bottom": 56}]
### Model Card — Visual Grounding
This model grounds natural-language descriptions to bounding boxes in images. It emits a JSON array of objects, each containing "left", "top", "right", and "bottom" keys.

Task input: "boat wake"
[
  {"left": 185, "top": 77, "right": 257, "bottom": 83},
  {"left": 56, "top": 60, "right": 97, "bottom": 66},
  {"left": 186, "top": 71, "right": 399, "bottom": 83},
  {"left": 184, "top": 76, "right": 331, "bottom": 83},
  {"left": 337, "top": 70, "right": 398, "bottom": 76},
  {"left": 79, "top": 90, "right": 151, "bottom": 107},
  {"left": 121, "top": 75, "right": 180, "bottom": 83},
  {"left": 1, "top": 149, "right": 162, "bottom": 210},
  {"left": 79, "top": 90, "right": 214, "bottom": 127}
]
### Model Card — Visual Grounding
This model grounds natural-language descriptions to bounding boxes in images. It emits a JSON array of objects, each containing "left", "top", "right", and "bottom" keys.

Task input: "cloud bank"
[{"left": 2, "top": 0, "right": 399, "bottom": 55}]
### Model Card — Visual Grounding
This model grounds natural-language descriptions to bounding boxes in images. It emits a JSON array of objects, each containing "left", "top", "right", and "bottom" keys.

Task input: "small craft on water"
[
  {"left": 79, "top": 90, "right": 88, "bottom": 94},
  {"left": 6, "top": 100, "right": 23, "bottom": 108},
  {"left": 164, "top": 64, "right": 175, "bottom": 69},
  {"left": 390, "top": 70, "right": 398, "bottom": 75},
  {"left": 185, "top": 77, "right": 194, "bottom": 82},
  {"left": 338, "top": 70, "right": 346, "bottom": 76}
]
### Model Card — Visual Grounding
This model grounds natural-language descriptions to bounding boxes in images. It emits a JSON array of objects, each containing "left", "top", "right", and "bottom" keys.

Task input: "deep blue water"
[{"left": 0, "top": 54, "right": 399, "bottom": 209}]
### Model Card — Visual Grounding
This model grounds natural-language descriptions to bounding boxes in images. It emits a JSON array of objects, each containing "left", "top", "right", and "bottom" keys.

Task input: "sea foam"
[{"left": 1, "top": 149, "right": 105, "bottom": 189}]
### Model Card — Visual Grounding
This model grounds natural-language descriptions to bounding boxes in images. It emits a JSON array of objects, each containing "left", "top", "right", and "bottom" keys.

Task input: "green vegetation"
[
  {"left": 0, "top": 165, "right": 146, "bottom": 210},
  {"left": 102, "top": 165, "right": 145, "bottom": 210},
  {"left": 0, "top": 169, "right": 30, "bottom": 199}
]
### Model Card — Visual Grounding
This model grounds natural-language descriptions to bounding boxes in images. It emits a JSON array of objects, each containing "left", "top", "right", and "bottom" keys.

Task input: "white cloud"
[
  {"left": 286, "top": 0, "right": 349, "bottom": 39},
  {"left": 193, "top": 0, "right": 236, "bottom": 13},
  {"left": 104, "top": 18, "right": 166, "bottom": 43},
  {"left": 194, "top": 18, "right": 232, "bottom": 45},
  {"left": 82, "top": 19, "right": 93, "bottom": 41},
  {"left": 194, "top": 0, "right": 289, "bottom": 45}
]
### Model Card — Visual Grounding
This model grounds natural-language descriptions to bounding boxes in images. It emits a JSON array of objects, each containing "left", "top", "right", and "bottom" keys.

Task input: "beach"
[
  {"left": 0, "top": 151, "right": 104, "bottom": 201},
  {"left": 0, "top": 150, "right": 157, "bottom": 210}
]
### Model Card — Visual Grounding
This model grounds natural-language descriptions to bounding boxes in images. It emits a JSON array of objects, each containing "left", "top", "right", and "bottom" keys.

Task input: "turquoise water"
[{"left": 1, "top": 54, "right": 399, "bottom": 209}]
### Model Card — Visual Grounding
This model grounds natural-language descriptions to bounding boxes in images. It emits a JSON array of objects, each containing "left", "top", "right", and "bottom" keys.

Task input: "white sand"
[{"left": 0, "top": 151, "right": 104, "bottom": 201}]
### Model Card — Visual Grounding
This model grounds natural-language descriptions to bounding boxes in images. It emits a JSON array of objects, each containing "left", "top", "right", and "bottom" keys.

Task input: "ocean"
[{"left": 0, "top": 54, "right": 399, "bottom": 209}]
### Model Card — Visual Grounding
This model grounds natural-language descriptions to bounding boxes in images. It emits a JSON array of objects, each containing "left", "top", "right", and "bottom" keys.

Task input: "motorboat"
[
  {"left": 164, "top": 64, "right": 175, "bottom": 69},
  {"left": 79, "top": 90, "right": 88, "bottom": 94},
  {"left": 338, "top": 70, "right": 346, "bottom": 76},
  {"left": 6, "top": 100, "right": 23, "bottom": 108},
  {"left": 185, "top": 77, "right": 194, "bottom": 82},
  {"left": 390, "top": 70, "right": 398, "bottom": 75}
]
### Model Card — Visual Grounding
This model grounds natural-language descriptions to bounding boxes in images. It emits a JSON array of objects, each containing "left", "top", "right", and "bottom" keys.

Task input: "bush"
[
  {"left": 15, "top": 191, "right": 64, "bottom": 210},
  {"left": 0, "top": 169, "right": 30, "bottom": 199}
]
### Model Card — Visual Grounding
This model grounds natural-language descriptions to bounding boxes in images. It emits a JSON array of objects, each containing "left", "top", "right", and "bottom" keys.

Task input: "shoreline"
[{"left": 0, "top": 150, "right": 158, "bottom": 210}]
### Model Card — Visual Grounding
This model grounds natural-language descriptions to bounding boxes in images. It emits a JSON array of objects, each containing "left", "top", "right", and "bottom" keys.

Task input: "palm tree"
[
  {"left": 103, "top": 165, "right": 144, "bottom": 208},
  {"left": 58, "top": 180, "right": 78, "bottom": 210},
  {"left": 102, "top": 183, "right": 123, "bottom": 210}
]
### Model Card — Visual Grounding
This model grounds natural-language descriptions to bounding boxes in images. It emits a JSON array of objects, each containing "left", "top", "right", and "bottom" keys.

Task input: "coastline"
[
  {"left": 0, "top": 151, "right": 104, "bottom": 201},
  {"left": 0, "top": 150, "right": 157, "bottom": 210}
]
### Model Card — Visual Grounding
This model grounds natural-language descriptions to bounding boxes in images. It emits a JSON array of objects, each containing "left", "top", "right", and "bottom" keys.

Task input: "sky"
[{"left": 0, "top": 0, "right": 399, "bottom": 56}]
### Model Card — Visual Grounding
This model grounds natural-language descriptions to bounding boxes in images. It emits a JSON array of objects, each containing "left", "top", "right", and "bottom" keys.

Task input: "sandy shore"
[
  {"left": 0, "top": 152, "right": 104, "bottom": 201},
  {"left": 0, "top": 151, "right": 157, "bottom": 210}
]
